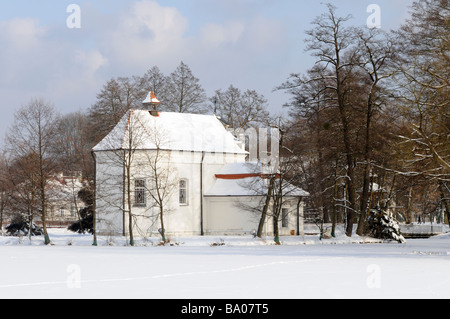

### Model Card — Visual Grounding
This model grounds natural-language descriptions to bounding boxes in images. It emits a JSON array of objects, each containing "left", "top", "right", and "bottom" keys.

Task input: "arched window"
[
  {"left": 179, "top": 179, "right": 188, "bottom": 205},
  {"left": 282, "top": 208, "right": 289, "bottom": 228},
  {"left": 134, "top": 179, "right": 146, "bottom": 206}
]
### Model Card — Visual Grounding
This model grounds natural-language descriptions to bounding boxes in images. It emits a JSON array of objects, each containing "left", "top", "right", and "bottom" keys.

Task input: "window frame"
[
  {"left": 281, "top": 207, "right": 289, "bottom": 228},
  {"left": 179, "top": 179, "right": 188, "bottom": 206},
  {"left": 134, "top": 179, "right": 147, "bottom": 207}
]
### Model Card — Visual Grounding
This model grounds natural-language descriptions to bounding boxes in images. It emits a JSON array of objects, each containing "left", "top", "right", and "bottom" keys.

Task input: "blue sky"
[{"left": 0, "top": 0, "right": 413, "bottom": 141}]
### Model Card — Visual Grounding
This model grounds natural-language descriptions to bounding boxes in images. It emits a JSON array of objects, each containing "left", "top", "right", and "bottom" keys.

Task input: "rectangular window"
[
  {"left": 179, "top": 179, "right": 188, "bottom": 205},
  {"left": 282, "top": 208, "right": 289, "bottom": 228},
  {"left": 134, "top": 179, "right": 146, "bottom": 206}
]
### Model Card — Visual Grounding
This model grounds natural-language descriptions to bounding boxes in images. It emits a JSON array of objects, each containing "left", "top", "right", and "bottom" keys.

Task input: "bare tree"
[
  {"left": 279, "top": 4, "right": 360, "bottom": 236},
  {"left": 5, "top": 98, "right": 60, "bottom": 244},
  {"left": 164, "top": 61, "right": 208, "bottom": 114},
  {"left": 55, "top": 112, "right": 96, "bottom": 228},
  {"left": 355, "top": 28, "right": 395, "bottom": 235},
  {"left": 238, "top": 120, "right": 306, "bottom": 243},
  {"left": 211, "top": 85, "right": 270, "bottom": 130},
  {"left": 5, "top": 154, "right": 39, "bottom": 239},
  {"left": 89, "top": 77, "right": 144, "bottom": 143},
  {"left": 0, "top": 154, "right": 12, "bottom": 235},
  {"left": 140, "top": 125, "right": 177, "bottom": 243},
  {"left": 121, "top": 111, "right": 148, "bottom": 246},
  {"left": 278, "top": 66, "right": 343, "bottom": 234},
  {"left": 390, "top": 0, "right": 449, "bottom": 223},
  {"left": 243, "top": 163, "right": 304, "bottom": 243}
]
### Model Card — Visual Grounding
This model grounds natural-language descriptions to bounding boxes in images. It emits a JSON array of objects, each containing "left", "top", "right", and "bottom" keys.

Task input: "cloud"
[
  {"left": 200, "top": 21, "right": 245, "bottom": 49},
  {"left": 103, "top": 0, "right": 287, "bottom": 78},
  {"left": 0, "top": 16, "right": 109, "bottom": 119},
  {"left": 108, "top": 0, "right": 190, "bottom": 71},
  {"left": 194, "top": 14, "right": 287, "bottom": 97},
  {"left": 75, "top": 49, "right": 108, "bottom": 75},
  {"left": 0, "top": 18, "right": 46, "bottom": 52},
  {"left": 0, "top": 18, "right": 47, "bottom": 87}
]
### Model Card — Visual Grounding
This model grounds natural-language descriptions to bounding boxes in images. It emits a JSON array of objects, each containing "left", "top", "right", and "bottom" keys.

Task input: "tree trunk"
[
  {"left": 343, "top": 135, "right": 357, "bottom": 237},
  {"left": 331, "top": 157, "right": 339, "bottom": 237},
  {"left": 91, "top": 153, "right": 98, "bottom": 246},
  {"left": 357, "top": 164, "right": 371, "bottom": 235},
  {"left": 439, "top": 182, "right": 450, "bottom": 227},
  {"left": 406, "top": 186, "right": 413, "bottom": 224},
  {"left": 40, "top": 172, "right": 50, "bottom": 245},
  {"left": 126, "top": 160, "right": 134, "bottom": 246},
  {"left": 273, "top": 214, "right": 280, "bottom": 245},
  {"left": 336, "top": 56, "right": 357, "bottom": 237},
  {"left": 38, "top": 120, "right": 51, "bottom": 245},
  {"left": 159, "top": 206, "right": 166, "bottom": 242},
  {"left": 28, "top": 210, "right": 34, "bottom": 240},
  {"left": 257, "top": 176, "right": 275, "bottom": 238},
  {"left": 357, "top": 69, "right": 379, "bottom": 235},
  {"left": 0, "top": 193, "right": 4, "bottom": 236}
]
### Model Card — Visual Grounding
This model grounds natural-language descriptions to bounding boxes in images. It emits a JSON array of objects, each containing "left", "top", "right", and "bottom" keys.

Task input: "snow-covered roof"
[
  {"left": 216, "top": 162, "right": 261, "bottom": 175},
  {"left": 205, "top": 162, "right": 309, "bottom": 197},
  {"left": 93, "top": 110, "right": 248, "bottom": 154},
  {"left": 205, "top": 177, "right": 262, "bottom": 197}
]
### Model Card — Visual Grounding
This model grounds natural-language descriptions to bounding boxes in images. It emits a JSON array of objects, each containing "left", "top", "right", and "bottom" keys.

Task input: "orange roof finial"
[{"left": 143, "top": 91, "right": 161, "bottom": 105}]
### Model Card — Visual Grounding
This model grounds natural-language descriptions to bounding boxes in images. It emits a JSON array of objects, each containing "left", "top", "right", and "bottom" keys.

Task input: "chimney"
[{"left": 142, "top": 91, "right": 161, "bottom": 116}]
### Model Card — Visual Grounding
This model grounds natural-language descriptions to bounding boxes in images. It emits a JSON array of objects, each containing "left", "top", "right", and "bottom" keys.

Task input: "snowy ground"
[{"left": 0, "top": 227, "right": 449, "bottom": 299}]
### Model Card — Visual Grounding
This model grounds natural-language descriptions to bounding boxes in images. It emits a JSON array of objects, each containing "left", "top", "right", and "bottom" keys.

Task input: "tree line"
[
  {"left": 0, "top": 0, "right": 448, "bottom": 243},
  {"left": 277, "top": 0, "right": 449, "bottom": 236}
]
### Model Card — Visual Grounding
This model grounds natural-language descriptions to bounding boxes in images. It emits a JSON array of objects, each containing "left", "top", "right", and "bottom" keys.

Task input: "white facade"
[
  {"left": 93, "top": 108, "right": 307, "bottom": 238},
  {"left": 204, "top": 197, "right": 304, "bottom": 236}
]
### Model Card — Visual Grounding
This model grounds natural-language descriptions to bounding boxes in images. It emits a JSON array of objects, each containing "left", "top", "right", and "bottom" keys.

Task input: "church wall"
[
  {"left": 204, "top": 196, "right": 304, "bottom": 237},
  {"left": 95, "top": 151, "right": 126, "bottom": 236},
  {"left": 95, "top": 148, "right": 248, "bottom": 237}
]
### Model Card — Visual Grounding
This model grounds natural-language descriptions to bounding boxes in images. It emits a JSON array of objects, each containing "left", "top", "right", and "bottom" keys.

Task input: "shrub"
[
  {"left": 68, "top": 208, "right": 93, "bottom": 234},
  {"left": 366, "top": 207, "right": 406, "bottom": 243},
  {"left": 6, "top": 216, "right": 43, "bottom": 237}
]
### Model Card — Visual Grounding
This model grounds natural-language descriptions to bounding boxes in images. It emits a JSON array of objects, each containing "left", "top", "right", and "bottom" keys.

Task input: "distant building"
[{"left": 46, "top": 172, "right": 86, "bottom": 227}]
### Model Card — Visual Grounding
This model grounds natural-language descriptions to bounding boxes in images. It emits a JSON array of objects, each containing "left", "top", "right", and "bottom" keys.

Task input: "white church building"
[{"left": 92, "top": 92, "right": 308, "bottom": 238}]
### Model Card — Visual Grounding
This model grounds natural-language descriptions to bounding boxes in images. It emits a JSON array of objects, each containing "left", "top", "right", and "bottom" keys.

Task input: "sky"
[{"left": 0, "top": 0, "right": 414, "bottom": 143}]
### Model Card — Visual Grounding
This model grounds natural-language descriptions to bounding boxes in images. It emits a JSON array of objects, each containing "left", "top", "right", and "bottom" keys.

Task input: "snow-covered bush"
[
  {"left": 6, "top": 220, "right": 43, "bottom": 237},
  {"left": 366, "top": 207, "right": 406, "bottom": 244}
]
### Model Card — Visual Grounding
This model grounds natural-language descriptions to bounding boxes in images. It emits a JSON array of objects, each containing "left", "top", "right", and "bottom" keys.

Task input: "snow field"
[{"left": 0, "top": 229, "right": 449, "bottom": 299}]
